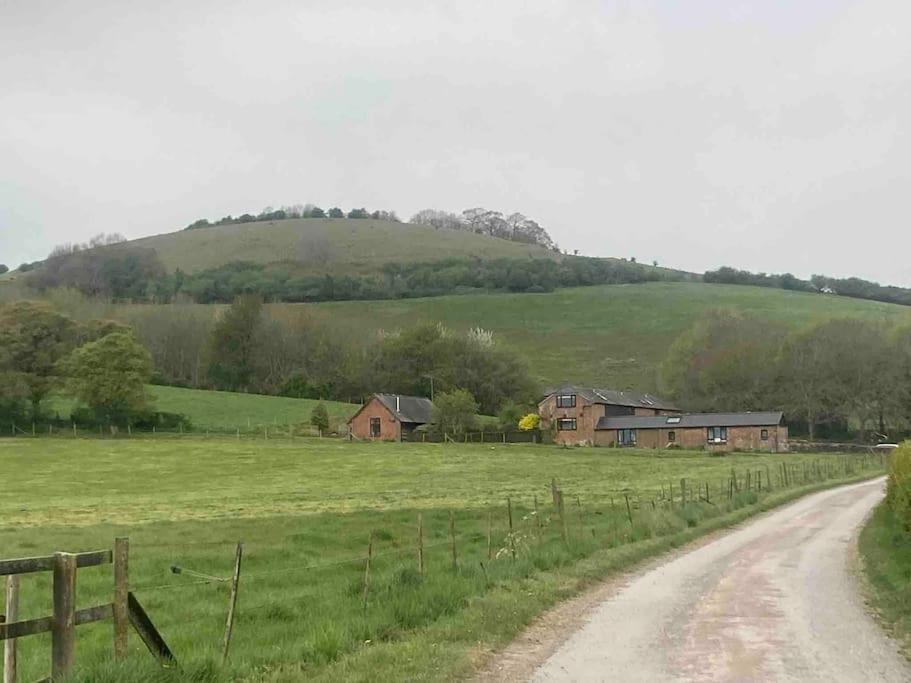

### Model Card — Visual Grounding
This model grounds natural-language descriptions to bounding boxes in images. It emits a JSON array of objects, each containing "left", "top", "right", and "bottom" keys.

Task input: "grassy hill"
[
  {"left": 306, "top": 281, "right": 911, "bottom": 389},
  {"left": 129, "top": 218, "right": 560, "bottom": 275},
  {"left": 48, "top": 385, "right": 360, "bottom": 432}
]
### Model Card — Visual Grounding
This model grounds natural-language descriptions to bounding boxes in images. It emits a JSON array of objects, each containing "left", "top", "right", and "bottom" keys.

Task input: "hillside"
[
  {"left": 129, "top": 218, "right": 560, "bottom": 275},
  {"left": 48, "top": 385, "right": 359, "bottom": 432},
  {"left": 306, "top": 282, "right": 911, "bottom": 389}
]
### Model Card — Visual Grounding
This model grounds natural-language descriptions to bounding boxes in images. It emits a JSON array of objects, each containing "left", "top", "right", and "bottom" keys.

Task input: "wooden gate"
[{"left": 0, "top": 538, "right": 174, "bottom": 682}]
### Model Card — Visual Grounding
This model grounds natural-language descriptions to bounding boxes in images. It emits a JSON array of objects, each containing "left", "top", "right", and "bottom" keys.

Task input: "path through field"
[{"left": 482, "top": 477, "right": 910, "bottom": 682}]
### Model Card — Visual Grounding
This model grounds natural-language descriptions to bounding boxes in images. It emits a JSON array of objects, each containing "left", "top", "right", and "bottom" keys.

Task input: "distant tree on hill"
[
  {"left": 410, "top": 206, "right": 556, "bottom": 249},
  {"left": 327, "top": 207, "right": 344, "bottom": 218},
  {"left": 410, "top": 209, "right": 463, "bottom": 231},
  {"left": 0, "top": 264, "right": 8, "bottom": 275},
  {"left": 208, "top": 295, "right": 263, "bottom": 391},
  {"left": 347, "top": 208, "right": 370, "bottom": 219},
  {"left": 307, "top": 206, "right": 326, "bottom": 218}
]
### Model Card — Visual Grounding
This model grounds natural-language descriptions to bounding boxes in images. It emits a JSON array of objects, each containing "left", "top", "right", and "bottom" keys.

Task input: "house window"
[
  {"left": 668, "top": 430, "right": 676, "bottom": 443},
  {"left": 618, "top": 428, "right": 637, "bottom": 446},
  {"left": 556, "top": 394, "right": 576, "bottom": 408},
  {"left": 369, "top": 417, "right": 381, "bottom": 438},
  {"left": 761, "top": 428, "right": 769, "bottom": 440},
  {"left": 557, "top": 418, "right": 577, "bottom": 431},
  {"left": 707, "top": 426, "right": 728, "bottom": 444}
]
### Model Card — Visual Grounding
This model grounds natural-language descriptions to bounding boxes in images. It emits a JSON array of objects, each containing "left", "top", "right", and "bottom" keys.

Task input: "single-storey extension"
[
  {"left": 595, "top": 411, "right": 788, "bottom": 452},
  {"left": 348, "top": 393, "right": 434, "bottom": 441}
]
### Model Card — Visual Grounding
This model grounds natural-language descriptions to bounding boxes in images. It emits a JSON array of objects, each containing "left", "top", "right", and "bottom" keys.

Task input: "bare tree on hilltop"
[{"left": 409, "top": 207, "right": 557, "bottom": 250}]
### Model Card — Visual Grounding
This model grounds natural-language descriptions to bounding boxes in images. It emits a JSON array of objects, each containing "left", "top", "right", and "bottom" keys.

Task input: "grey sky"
[{"left": 2, "top": 0, "right": 909, "bottom": 284}]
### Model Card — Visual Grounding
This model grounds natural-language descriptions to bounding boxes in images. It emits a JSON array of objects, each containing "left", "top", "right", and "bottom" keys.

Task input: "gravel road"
[{"left": 528, "top": 477, "right": 908, "bottom": 682}]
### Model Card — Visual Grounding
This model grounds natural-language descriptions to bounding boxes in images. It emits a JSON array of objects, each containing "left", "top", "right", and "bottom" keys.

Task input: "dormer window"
[{"left": 556, "top": 394, "right": 576, "bottom": 408}]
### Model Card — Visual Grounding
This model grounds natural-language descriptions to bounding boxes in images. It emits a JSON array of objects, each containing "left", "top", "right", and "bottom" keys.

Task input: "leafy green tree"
[
  {"left": 307, "top": 206, "right": 326, "bottom": 218},
  {"left": 0, "top": 301, "right": 78, "bottom": 418},
  {"left": 660, "top": 309, "right": 782, "bottom": 412},
  {"left": 431, "top": 388, "right": 478, "bottom": 436},
  {"left": 208, "top": 295, "right": 263, "bottom": 391},
  {"left": 0, "top": 264, "right": 8, "bottom": 274},
  {"left": 310, "top": 403, "right": 330, "bottom": 433},
  {"left": 497, "top": 400, "right": 526, "bottom": 431},
  {"left": 61, "top": 331, "right": 153, "bottom": 426},
  {"left": 327, "top": 207, "right": 344, "bottom": 218}
]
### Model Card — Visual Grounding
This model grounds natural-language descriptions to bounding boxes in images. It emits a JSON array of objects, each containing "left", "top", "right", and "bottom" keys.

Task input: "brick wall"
[{"left": 349, "top": 397, "right": 400, "bottom": 441}]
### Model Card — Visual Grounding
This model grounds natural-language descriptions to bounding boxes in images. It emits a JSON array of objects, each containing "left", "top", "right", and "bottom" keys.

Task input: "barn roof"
[
  {"left": 542, "top": 385, "right": 679, "bottom": 412},
  {"left": 373, "top": 394, "right": 435, "bottom": 425},
  {"left": 596, "top": 412, "right": 784, "bottom": 430}
]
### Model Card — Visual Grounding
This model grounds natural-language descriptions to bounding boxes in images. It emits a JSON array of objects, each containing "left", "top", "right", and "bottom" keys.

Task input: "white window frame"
[
  {"left": 618, "top": 428, "right": 637, "bottom": 446},
  {"left": 557, "top": 418, "right": 577, "bottom": 431},
  {"left": 707, "top": 426, "right": 728, "bottom": 444},
  {"left": 556, "top": 394, "right": 577, "bottom": 409}
]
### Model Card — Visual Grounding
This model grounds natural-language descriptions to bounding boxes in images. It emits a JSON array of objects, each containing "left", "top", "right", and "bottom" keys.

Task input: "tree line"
[
  {"left": 185, "top": 204, "right": 400, "bottom": 230},
  {"left": 119, "top": 296, "right": 538, "bottom": 416},
  {"left": 0, "top": 301, "right": 158, "bottom": 428},
  {"left": 660, "top": 309, "right": 911, "bottom": 441},
  {"left": 705, "top": 266, "right": 911, "bottom": 307},
  {"left": 410, "top": 207, "right": 557, "bottom": 250}
]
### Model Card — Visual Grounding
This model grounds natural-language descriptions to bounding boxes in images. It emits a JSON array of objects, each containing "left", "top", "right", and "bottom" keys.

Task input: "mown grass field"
[
  {"left": 47, "top": 385, "right": 359, "bottom": 434},
  {"left": 311, "top": 282, "right": 911, "bottom": 388},
  {"left": 0, "top": 437, "right": 885, "bottom": 681}
]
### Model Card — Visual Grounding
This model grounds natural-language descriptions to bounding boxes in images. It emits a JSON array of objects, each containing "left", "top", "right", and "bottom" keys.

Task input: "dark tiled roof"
[
  {"left": 374, "top": 394, "right": 434, "bottom": 425},
  {"left": 543, "top": 385, "right": 679, "bottom": 411},
  {"left": 596, "top": 412, "right": 784, "bottom": 430}
]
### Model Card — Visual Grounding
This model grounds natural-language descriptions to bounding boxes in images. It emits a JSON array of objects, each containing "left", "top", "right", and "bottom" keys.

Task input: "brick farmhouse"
[
  {"left": 539, "top": 386, "right": 788, "bottom": 452},
  {"left": 348, "top": 393, "right": 434, "bottom": 441}
]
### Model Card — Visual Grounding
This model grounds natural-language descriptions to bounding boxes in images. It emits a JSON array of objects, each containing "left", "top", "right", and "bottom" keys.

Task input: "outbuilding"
[
  {"left": 595, "top": 411, "right": 788, "bottom": 452},
  {"left": 347, "top": 393, "right": 434, "bottom": 441}
]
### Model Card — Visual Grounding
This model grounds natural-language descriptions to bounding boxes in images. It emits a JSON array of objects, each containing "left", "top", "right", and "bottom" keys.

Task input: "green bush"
[{"left": 888, "top": 442, "right": 911, "bottom": 532}]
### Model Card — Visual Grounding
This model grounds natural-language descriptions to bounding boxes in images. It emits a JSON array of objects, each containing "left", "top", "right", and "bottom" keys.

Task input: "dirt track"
[{"left": 480, "top": 477, "right": 909, "bottom": 682}]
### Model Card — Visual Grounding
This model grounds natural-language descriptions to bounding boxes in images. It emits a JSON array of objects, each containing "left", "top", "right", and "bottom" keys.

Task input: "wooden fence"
[{"left": 0, "top": 539, "right": 173, "bottom": 683}]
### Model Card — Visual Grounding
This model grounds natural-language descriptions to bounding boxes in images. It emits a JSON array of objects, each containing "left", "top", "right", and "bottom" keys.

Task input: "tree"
[
  {"left": 310, "top": 403, "right": 330, "bottom": 434},
  {"left": 0, "top": 264, "right": 8, "bottom": 275},
  {"left": 327, "top": 207, "right": 344, "bottom": 218},
  {"left": 347, "top": 208, "right": 370, "bottom": 219},
  {"left": 497, "top": 400, "right": 526, "bottom": 431},
  {"left": 61, "top": 330, "right": 153, "bottom": 426},
  {"left": 307, "top": 206, "right": 326, "bottom": 218},
  {"left": 431, "top": 388, "right": 478, "bottom": 436},
  {"left": 208, "top": 295, "right": 263, "bottom": 391},
  {"left": 0, "top": 301, "right": 78, "bottom": 418}
]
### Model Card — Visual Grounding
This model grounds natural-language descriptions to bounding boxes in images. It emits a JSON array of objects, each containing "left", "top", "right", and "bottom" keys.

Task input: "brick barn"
[
  {"left": 539, "top": 386, "right": 682, "bottom": 446},
  {"left": 539, "top": 386, "right": 788, "bottom": 452},
  {"left": 594, "top": 411, "right": 788, "bottom": 452},
  {"left": 347, "top": 393, "right": 434, "bottom": 441}
]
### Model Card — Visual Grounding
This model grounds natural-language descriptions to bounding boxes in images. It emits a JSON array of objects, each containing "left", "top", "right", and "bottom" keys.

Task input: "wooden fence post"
[
  {"left": 624, "top": 494, "right": 633, "bottom": 526},
  {"left": 221, "top": 542, "right": 243, "bottom": 665},
  {"left": 449, "top": 511, "right": 457, "bottom": 569},
  {"left": 507, "top": 498, "right": 516, "bottom": 560},
  {"left": 362, "top": 534, "right": 373, "bottom": 614},
  {"left": 533, "top": 495, "right": 542, "bottom": 538},
  {"left": 52, "top": 552, "right": 77, "bottom": 679},
  {"left": 4, "top": 575, "right": 19, "bottom": 683},
  {"left": 487, "top": 511, "right": 493, "bottom": 560},
  {"left": 558, "top": 490, "right": 568, "bottom": 543},
  {"left": 680, "top": 478, "right": 686, "bottom": 506},
  {"left": 417, "top": 514, "right": 425, "bottom": 575},
  {"left": 113, "top": 537, "right": 130, "bottom": 659}
]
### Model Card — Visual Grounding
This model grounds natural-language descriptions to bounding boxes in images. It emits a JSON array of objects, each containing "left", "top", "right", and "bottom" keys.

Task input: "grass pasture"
[
  {"left": 0, "top": 438, "right": 885, "bottom": 681},
  {"left": 46, "top": 385, "right": 359, "bottom": 435}
]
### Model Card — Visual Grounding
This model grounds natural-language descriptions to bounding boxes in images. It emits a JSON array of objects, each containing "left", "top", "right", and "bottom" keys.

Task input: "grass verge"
[{"left": 859, "top": 502, "right": 911, "bottom": 659}]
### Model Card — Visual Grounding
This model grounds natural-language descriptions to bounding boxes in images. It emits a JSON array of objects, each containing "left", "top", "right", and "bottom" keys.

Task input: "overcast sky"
[{"left": 2, "top": 0, "right": 909, "bottom": 284}]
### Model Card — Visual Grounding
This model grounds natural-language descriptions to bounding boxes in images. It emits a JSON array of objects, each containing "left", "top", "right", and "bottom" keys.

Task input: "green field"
[
  {"left": 310, "top": 282, "right": 911, "bottom": 388},
  {"left": 47, "top": 385, "right": 360, "bottom": 434},
  {"left": 0, "top": 438, "right": 884, "bottom": 681},
  {"left": 128, "top": 218, "right": 557, "bottom": 275}
]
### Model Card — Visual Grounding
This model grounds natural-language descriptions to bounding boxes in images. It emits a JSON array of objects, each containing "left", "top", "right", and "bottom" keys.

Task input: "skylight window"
[{"left": 666, "top": 416, "right": 681, "bottom": 424}]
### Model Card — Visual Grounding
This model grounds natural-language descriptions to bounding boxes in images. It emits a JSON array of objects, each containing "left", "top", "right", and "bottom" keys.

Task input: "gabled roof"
[
  {"left": 596, "top": 412, "right": 784, "bottom": 431},
  {"left": 372, "top": 393, "right": 435, "bottom": 424},
  {"left": 542, "top": 385, "right": 679, "bottom": 412}
]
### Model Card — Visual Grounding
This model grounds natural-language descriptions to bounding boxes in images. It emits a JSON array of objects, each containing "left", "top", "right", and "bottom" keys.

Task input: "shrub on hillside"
[{"left": 888, "top": 442, "right": 911, "bottom": 532}]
